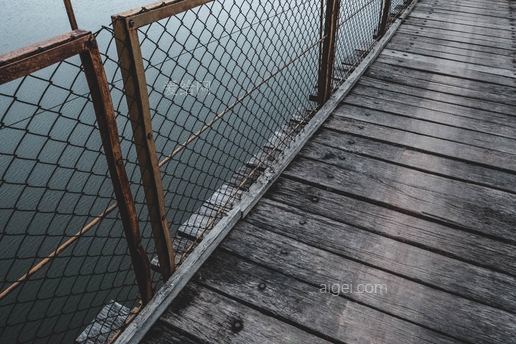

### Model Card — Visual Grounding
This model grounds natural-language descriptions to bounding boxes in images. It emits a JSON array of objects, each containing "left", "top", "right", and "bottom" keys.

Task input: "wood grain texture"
[
  {"left": 409, "top": 10, "right": 512, "bottom": 31},
  {"left": 245, "top": 199, "right": 516, "bottom": 313},
  {"left": 404, "top": 16, "right": 513, "bottom": 39},
  {"left": 266, "top": 177, "right": 516, "bottom": 277},
  {"left": 311, "top": 128, "right": 516, "bottom": 194},
  {"left": 157, "top": 283, "right": 333, "bottom": 344},
  {"left": 334, "top": 103, "right": 516, "bottom": 154},
  {"left": 288, "top": 142, "right": 516, "bottom": 242},
  {"left": 344, "top": 93, "right": 516, "bottom": 139},
  {"left": 194, "top": 251, "right": 461, "bottom": 344},
  {"left": 324, "top": 112, "right": 516, "bottom": 173},
  {"left": 396, "top": 25, "right": 515, "bottom": 51},
  {"left": 351, "top": 84, "right": 516, "bottom": 129},
  {"left": 365, "top": 62, "right": 516, "bottom": 105},
  {"left": 142, "top": 321, "right": 202, "bottom": 344},
  {"left": 391, "top": 31, "right": 515, "bottom": 56},
  {"left": 359, "top": 73, "right": 516, "bottom": 115},
  {"left": 221, "top": 223, "right": 516, "bottom": 344}
]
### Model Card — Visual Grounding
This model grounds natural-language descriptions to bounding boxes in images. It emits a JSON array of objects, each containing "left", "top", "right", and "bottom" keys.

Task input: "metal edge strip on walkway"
[{"left": 113, "top": 1, "right": 419, "bottom": 343}]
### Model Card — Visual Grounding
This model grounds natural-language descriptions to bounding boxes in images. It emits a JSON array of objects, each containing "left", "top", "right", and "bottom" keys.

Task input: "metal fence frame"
[
  {"left": 108, "top": 0, "right": 223, "bottom": 283},
  {"left": 113, "top": 0, "right": 419, "bottom": 341},
  {"left": 0, "top": 29, "right": 154, "bottom": 307},
  {"left": 0, "top": 0, "right": 415, "bottom": 342}
]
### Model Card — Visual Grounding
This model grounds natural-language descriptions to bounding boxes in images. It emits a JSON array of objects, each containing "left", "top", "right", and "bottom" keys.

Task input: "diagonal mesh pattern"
[
  {"left": 0, "top": 55, "right": 145, "bottom": 343},
  {"left": 332, "top": 0, "right": 412, "bottom": 91},
  {"left": 130, "top": 0, "right": 322, "bottom": 259},
  {"left": 0, "top": 0, "right": 414, "bottom": 343},
  {"left": 333, "top": 0, "right": 382, "bottom": 87}
]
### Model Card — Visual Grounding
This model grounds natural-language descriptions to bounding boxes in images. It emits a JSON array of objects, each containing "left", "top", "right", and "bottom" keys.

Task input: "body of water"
[{"left": 0, "top": 0, "right": 154, "bottom": 54}]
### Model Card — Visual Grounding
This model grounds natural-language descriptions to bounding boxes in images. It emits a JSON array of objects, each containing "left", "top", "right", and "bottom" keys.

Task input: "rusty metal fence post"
[
  {"left": 0, "top": 30, "right": 154, "bottom": 304},
  {"left": 317, "top": 0, "right": 341, "bottom": 106},
  {"left": 80, "top": 38, "right": 155, "bottom": 304},
  {"left": 112, "top": 15, "right": 176, "bottom": 281},
  {"left": 109, "top": 0, "right": 215, "bottom": 281},
  {"left": 376, "top": 0, "right": 392, "bottom": 38}
]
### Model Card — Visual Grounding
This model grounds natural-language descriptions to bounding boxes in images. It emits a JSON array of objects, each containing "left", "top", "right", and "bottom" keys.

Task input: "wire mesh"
[
  {"left": 0, "top": 0, "right": 413, "bottom": 343},
  {"left": 129, "top": 0, "right": 323, "bottom": 260},
  {"left": 0, "top": 54, "right": 147, "bottom": 343},
  {"left": 332, "top": 0, "right": 412, "bottom": 90}
]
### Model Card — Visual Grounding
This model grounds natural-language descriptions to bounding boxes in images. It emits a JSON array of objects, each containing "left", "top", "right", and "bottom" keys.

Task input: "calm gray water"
[
  {"left": 0, "top": 0, "right": 380, "bottom": 342},
  {"left": 0, "top": 0, "right": 154, "bottom": 54}
]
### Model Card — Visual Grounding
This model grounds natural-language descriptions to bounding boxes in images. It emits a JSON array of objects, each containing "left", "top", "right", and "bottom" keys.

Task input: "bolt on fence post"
[
  {"left": 317, "top": 0, "right": 341, "bottom": 106},
  {"left": 376, "top": 0, "right": 392, "bottom": 38},
  {"left": 112, "top": 16, "right": 176, "bottom": 281},
  {"left": 80, "top": 36, "right": 154, "bottom": 304}
]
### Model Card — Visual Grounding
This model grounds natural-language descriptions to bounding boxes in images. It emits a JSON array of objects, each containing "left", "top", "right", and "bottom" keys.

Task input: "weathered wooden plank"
[
  {"left": 323, "top": 115, "right": 516, "bottom": 173},
  {"left": 416, "top": 4, "right": 510, "bottom": 15},
  {"left": 381, "top": 50, "right": 516, "bottom": 81},
  {"left": 76, "top": 301, "right": 131, "bottom": 344},
  {"left": 415, "top": 3, "right": 513, "bottom": 19},
  {"left": 351, "top": 84, "right": 516, "bottom": 130},
  {"left": 221, "top": 222, "right": 516, "bottom": 344},
  {"left": 344, "top": 94, "right": 516, "bottom": 140},
  {"left": 358, "top": 76, "right": 516, "bottom": 116},
  {"left": 387, "top": 39, "right": 513, "bottom": 68},
  {"left": 158, "top": 283, "right": 333, "bottom": 344},
  {"left": 266, "top": 177, "right": 516, "bottom": 277},
  {"left": 390, "top": 33, "right": 514, "bottom": 65},
  {"left": 366, "top": 62, "right": 516, "bottom": 104},
  {"left": 419, "top": 0, "right": 510, "bottom": 10},
  {"left": 397, "top": 25, "right": 515, "bottom": 51},
  {"left": 420, "top": 0, "right": 511, "bottom": 7},
  {"left": 194, "top": 251, "right": 461, "bottom": 344},
  {"left": 246, "top": 199, "right": 516, "bottom": 313},
  {"left": 404, "top": 17, "right": 512, "bottom": 42},
  {"left": 334, "top": 103, "right": 516, "bottom": 155},
  {"left": 289, "top": 143, "right": 516, "bottom": 242},
  {"left": 392, "top": 31, "right": 514, "bottom": 57},
  {"left": 410, "top": 10, "right": 512, "bottom": 30},
  {"left": 406, "top": 15, "right": 511, "bottom": 35},
  {"left": 414, "top": 2, "right": 514, "bottom": 19},
  {"left": 404, "top": 16, "right": 514, "bottom": 39},
  {"left": 312, "top": 128, "right": 516, "bottom": 194},
  {"left": 142, "top": 321, "right": 202, "bottom": 344},
  {"left": 419, "top": 0, "right": 510, "bottom": 9}
]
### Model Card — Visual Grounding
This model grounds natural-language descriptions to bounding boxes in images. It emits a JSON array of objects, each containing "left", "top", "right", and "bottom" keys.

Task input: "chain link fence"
[{"left": 0, "top": 0, "right": 413, "bottom": 343}]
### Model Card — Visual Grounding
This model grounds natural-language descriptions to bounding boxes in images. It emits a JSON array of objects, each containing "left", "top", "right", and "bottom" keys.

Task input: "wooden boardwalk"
[{"left": 141, "top": 0, "right": 516, "bottom": 343}]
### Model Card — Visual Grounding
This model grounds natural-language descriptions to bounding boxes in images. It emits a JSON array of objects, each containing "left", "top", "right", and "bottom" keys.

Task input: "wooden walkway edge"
[{"left": 123, "top": 0, "right": 516, "bottom": 343}]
